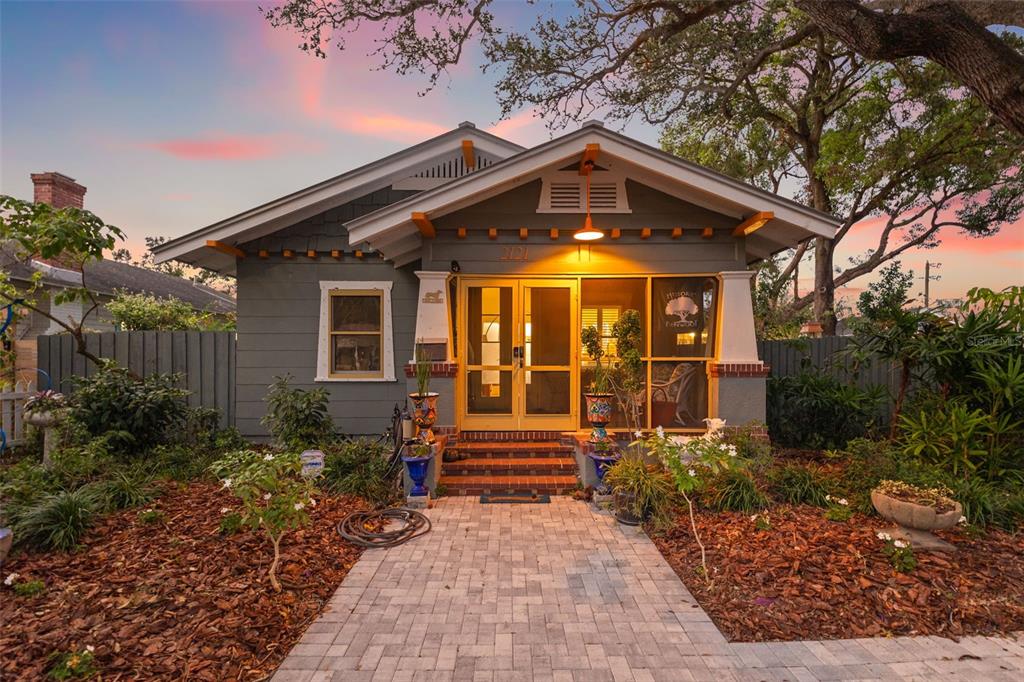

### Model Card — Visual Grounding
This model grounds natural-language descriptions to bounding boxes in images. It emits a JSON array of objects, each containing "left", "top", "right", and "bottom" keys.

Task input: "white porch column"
[
  {"left": 413, "top": 271, "right": 451, "bottom": 356},
  {"left": 717, "top": 270, "right": 761, "bottom": 364}
]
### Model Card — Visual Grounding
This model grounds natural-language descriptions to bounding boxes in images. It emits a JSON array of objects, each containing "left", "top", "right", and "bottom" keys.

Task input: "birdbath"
[{"left": 23, "top": 405, "right": 68, "bottom": 468}]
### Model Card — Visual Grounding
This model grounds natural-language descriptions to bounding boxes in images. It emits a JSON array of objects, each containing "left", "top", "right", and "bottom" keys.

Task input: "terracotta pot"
[
  {"left": 870, "top": 490, "right": 962, "bottom": 532},
  {"left": 408, "top": 392, "right": 439, "bottom": 443},
  {"left": 584, "top": 393, "right": 614, "bottom": 444}
]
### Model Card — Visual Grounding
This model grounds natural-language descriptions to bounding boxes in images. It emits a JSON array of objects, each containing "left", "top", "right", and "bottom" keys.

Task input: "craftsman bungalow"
[{"left": 154, "top": 121, "right": 837, "bottom": 490}]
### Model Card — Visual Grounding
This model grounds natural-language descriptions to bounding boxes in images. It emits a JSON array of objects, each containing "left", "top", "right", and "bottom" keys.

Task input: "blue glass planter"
[
  {"left": 402, "top": 455, "right": 432, "bottom": 497},
  {"left": 587, "top": 451, "right": 620, "bottom": 492}
]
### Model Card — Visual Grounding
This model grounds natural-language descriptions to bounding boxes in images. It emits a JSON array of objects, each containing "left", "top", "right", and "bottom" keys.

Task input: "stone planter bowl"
[
  {"left": 870, "top": 490, "right": 962, "bottom": 532},
  {"left": 24, "top": 409, "right": 67, "bottom": 429}
]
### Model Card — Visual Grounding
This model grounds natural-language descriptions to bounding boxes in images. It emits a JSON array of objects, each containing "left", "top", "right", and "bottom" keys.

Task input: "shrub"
[
  {"left": 210, "top": 449, "right": 314, "bottom": 591},
  {"left": 321, "top": 438, "right": 397, "bottom": 507},
  {"left": 720, "top": 422, "right": 771, "bottom": 460},
  {"left": 603, "top": 453, "right": 676, "bottom": 524},
  {"left": 150, "top": 444, "right": 217, "bottom": 482},
  {"left": 180, "top": 407, "right": 222, "bottom": 447},
  {"left": 13, "top": 488, "right": 100, "bottom": 551},
  {"left": 770, "top": 463, "right": 830, "bottom": 506},
  {"left": 70, "top": 363, "right": 189, "bottom": 456},
  {"left": 836, "top": 438, "right": 945, "bottom": 513},
  {"left": 106, "top": 290, "right": 228, "bottom": 331},
  {"left": 704, "top": 469, "right": 769, "bottom": 512},
  {"left": 0, "top": 459, "right": 59, "bottom": 514},
  {"left": 767, "top": 372, "right": 883, "bottom": 449},
  {"left": 949, "top": 477, "right": 1007, "bottom": 528},
  {"left": 218, "top": 511, "right": 244, "bottom": 535},
  {"left": 262, "top": 375, "right": 334, "bottom": 449},
  {"left": 87, "top": 469, "right": 155, "bottom": 511}
]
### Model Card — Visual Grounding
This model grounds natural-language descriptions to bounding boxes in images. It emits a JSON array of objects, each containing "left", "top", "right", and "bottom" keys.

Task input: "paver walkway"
[{"left": 273, "top": 496, "right": 1024, "bottom": 681}]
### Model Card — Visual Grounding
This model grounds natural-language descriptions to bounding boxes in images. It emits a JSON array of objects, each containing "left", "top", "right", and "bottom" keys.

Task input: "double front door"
[{"left": 458, "top": 278, "right": 578, "bottom": 431}]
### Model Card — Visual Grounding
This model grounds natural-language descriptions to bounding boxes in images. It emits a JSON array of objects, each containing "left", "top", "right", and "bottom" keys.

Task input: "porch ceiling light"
[{"left": 574, "top": 160, "right": 605, "bottom": 241}]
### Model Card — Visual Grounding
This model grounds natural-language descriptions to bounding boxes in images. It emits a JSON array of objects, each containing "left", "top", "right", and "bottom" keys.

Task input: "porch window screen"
[{"left": 329, "top": 291, "right": 383, "bottom": 377}]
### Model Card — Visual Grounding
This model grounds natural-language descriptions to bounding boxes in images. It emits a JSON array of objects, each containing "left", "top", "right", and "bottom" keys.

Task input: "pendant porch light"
[{"left": 573, "top": 161, "right": 605, "bottom": 241}]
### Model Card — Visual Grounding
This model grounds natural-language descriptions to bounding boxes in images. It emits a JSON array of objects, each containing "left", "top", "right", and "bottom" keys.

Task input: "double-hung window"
[{"left": 316, "top": 281, "right": 395, "bottom": 382}]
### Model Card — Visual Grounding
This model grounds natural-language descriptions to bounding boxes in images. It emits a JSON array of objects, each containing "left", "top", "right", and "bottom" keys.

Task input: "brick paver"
[{"left": 273, "top": 496, "right": 1024, "bottom": 681}]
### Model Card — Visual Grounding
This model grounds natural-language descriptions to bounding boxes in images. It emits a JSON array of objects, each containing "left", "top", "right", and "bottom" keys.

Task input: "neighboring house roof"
[
  {"left": 1, "top": 241, "right": 235, "bottom": 314},
  {"left": 152, "top": 122, "right": 525, "bottom": 273},
  {"left": 155, "top": 120, "right": 840, "bottom": 272}
]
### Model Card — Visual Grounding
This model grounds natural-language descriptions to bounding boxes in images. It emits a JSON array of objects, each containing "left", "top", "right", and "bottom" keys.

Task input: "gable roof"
[
  {"left": 345, "top": 121, "right": 839, "bottom": 266},
  {"left": 152, "top": 123, "right": 525, "bottom": 273},
  {"left": 2, "top": 241, "right": 235, "bottom": 314}
]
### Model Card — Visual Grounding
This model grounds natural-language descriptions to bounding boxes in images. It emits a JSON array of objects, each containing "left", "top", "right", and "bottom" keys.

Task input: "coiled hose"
[{"left": 337, "top": 508, "right": 431, "bottom": 548}]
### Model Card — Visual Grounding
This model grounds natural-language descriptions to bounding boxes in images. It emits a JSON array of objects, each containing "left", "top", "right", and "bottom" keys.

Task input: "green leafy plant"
[
  {"left": 86, "top": 469, "right": 155, "bottom": 511},
  {"left": 824, "top": 495, "right": 853, "bottom": 522},
  {"left": 641, "top": 426, "right": 746, "bottom": 580},
  {"left": 602, "top": 453, "right": 675, "bottom": 524},
  {"left": 14, "top": 487, "right": 100, "bottom": 551},
  {"left": 720, "top": 423, "right": 770, "bottom": 460},
  {"left": 877, "top": 532, "right": 916, "bottom": 573},
  {"left": 321, "top": 439, "right": 397, "bottom": 507},
  {"left": 47, "top": 646, "right": 98, "bottom": 680},
  {"left": 24, "top": 390, "right": 67, "bottom": 415},
  {"left": 581, "top": 324, "right": 610, "bottom": 393},
  {"left": 609, "top": 309, "right": 645, "bottom": 434},
  {"left": 218, "top": 510, "right": 244, "bottom": 535},
  {"left": 105, "top": 290, "right": 227, "bottom": 331},
  {"left": 6, "top": 576, "right": 46, "bottom": 597},
  {"left": 137, "top": 508, "right": 164, "bottom": 524},
  {"left": 70, "top": 363, "right": 189, "bottom": 456},
  {"left": 150, "top": 444, "right": 218, "bottom": 482},
  {"left": 413, "top": 342, "right": 432, "bottom": 396},
  {"left": 750, "top": 512, "right": 771, "bottom": 531},
  {"left": 210, "top": 449, "right": 314, "bottom": 592},
  {"left": 262, "top": 375, "right": 334, "bottom": 449},
  {"left": 769, "top": 463, "right": 830, "bottom": 507},
  {"left": 767, "top": 372, "right": 883, "bottom": 449},
  {"left": 705, "top": 469, "right": 768, "bottom": 513}
]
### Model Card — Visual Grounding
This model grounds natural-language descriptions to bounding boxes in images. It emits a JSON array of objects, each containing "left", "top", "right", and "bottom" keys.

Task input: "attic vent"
[
  {"left": 589, "top": 183, "right": 618, "bottom": 209},
  {"left": 548, "top": 182, "right": 582, "bottom": 209},
  {"left": 414, "top": 154, "right": 492, "bottom": 179}
]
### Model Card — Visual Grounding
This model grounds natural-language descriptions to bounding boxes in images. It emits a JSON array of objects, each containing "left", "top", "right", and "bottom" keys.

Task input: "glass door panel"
[
  {"left": 520, "top": 281, "right": 576, "bottom": 428},
  {"left": 462, "top": 283, "right": 516, "bottom": 428}
]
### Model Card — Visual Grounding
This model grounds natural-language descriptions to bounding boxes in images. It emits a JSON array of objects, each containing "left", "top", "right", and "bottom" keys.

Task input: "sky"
[{"left": 1, "top": 0, "right": 1020, "bottom": 307}]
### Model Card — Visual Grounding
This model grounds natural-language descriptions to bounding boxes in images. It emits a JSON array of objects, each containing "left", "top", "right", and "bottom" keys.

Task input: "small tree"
[
  {"left": 105, "top": 291, "right": 233, "bottom": 331},
  {"left": 262, "top": 375, "right": 335, "bottom": 449},
  {"left": 580, "top": 325, "right": 610, "bottom": 394},
  {"left": 609, "top": 309, "right": 644, "bottom": 435},
  {"left": 1, "top": 196, "right": 125, "bottom": 367},
  {"left": 211, "top": 450, "right": 314, "bottom": 592}
]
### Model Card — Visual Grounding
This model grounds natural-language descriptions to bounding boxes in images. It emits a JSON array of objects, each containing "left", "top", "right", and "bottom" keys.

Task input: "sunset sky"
[{"left": 2, "top": 1, "right": 1020, "bottom": 306}]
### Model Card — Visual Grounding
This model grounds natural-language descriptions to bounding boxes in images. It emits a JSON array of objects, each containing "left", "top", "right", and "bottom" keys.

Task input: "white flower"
[
  {"left": 308, "top": 498, "right": 317, "bottom": 507},
  {"left": 263, "top": 492, "right": 272, "bottom": 501},
  {"left": 634, "top": 430, "right": 644, "bottom": 439},
  {"left": 4, "top": 573, "right": 19, "bottom": 586},
  {"left": 876, "top": 531, "right": 892, "bottom": 541},
  {"left": 220, "top": 507, "right": 230, "bottom": 514},
  {"left": 294, "top": 502, "right": 305, "bottom": 511},
  {"left": 958, "top": 515, "right": 967, "bottom": 525},
  {"left": 85, "top": 645, "right": 95, "bottom": 653},
  {"left": 655, "top": 425, "right": 665, "bottom": 438},
  {"left": 222, "top": 478, "right": 232, "bottom": 489},
  {"left": 749, "top": 514, "right": 758, "bottom": 521},
  {"left": 726, "top": 444, "right": 737, "bottom": 456},
  {"left": 688, "top": 468, "right": 697, "bottom": 477},
  {"left": 263, "top": 454, "right": 274, "bottom": 461},
  {"left": 825, "top": 495, "right": 832, "bottom": 502},
  {"left": 836, "top": 498, "right": 848, "bottom": 506},
  {"left": 893, "top": 540, "right": 908, "bottom": 549}
]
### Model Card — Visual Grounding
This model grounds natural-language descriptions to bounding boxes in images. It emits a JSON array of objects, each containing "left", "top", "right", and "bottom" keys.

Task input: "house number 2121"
[{"left": 500, "top": 246, "right": 529, "bottom": 261}]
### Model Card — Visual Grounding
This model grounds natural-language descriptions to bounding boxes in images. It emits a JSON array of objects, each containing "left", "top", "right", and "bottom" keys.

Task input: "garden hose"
[{"left": 336, "top": 508, "right": 431, "bottom": 548}]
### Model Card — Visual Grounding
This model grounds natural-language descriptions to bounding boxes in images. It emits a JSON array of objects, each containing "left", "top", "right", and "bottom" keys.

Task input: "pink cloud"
[
  {"left": 161, "top": 192, "right": 193, "bottom": 202},
  {"left": 140, "top": 133, "right": 314, "bottom": 160}
]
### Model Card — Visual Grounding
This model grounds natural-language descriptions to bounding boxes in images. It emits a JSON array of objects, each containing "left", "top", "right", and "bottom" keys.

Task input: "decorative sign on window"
[{"left": 651, "top": 277, "right": 717, "bottom": 358}]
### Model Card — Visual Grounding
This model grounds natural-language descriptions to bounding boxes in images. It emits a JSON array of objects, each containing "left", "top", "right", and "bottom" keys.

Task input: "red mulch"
[
  {"left": 651, "top": 505, "right": 1024, "bottom": 642},
  {"left": 0, "top": 481, "right": 373, "bottom": 680}
]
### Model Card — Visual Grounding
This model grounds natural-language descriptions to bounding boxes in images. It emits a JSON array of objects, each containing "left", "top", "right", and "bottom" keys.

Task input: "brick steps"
[
  {"left": 439, "top": 474, "right": 579, "bottom": 496},
  {"left": 441, "top": 439, "right": 579, "bottom": 496},
  {"left": 443, "top": 457, "right": 576, "bottom": 476}
]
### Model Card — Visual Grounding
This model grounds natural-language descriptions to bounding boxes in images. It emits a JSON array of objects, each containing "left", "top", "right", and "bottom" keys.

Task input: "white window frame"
[
  {"left": 537, "top": 169, "right": 632, "bottom": 214},
  {"left": 316, "top": 280, "right": 396, "bottom": 382}
]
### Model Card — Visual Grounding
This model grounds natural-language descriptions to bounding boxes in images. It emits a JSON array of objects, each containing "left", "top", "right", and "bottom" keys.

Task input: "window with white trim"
[{"left": 316, "top": 281, "right": 396, "bottom": 382}]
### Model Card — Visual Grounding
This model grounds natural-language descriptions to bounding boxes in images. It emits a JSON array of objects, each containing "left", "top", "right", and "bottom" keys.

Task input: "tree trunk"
[
  {"left": 813, "top": 237, "right": 836, "bottom": 334},
  {"left": 891, "top": 357, "right": 912, "bottom": 438},
  {"left": 796, "top": 0, "right": 1024, "bottom": 136}
]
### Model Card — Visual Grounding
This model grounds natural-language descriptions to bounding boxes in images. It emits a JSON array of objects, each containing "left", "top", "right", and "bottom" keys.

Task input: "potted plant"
[
  {"left": 871, "top": 479, "right": 963, "bottom": 551},
  {"left": 581, "top": 325, "right": 614, "bottom": 444},
  {"left": 401, "top": 440, "right": 434, "bottom": 497},
  {"left": 408, "top": 343, "right": 439, "bottom": 443},
  {"left": 23, "top": 389, "right": 68, "bottom": 467},
  {"left": 587, "top": 439, "right": 620, "bottom": 493},
  {"left": 603, "top": 453, "right": 674, "bottom": 526}
]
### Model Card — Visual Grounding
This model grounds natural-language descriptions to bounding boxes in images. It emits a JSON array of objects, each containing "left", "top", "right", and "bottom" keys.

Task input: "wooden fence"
[
  {"left": 758, "top": 336, "right": 901, "bottom": 423},
  {"left": 37, "top": 331, "right": 236, "bottom": 428},
  {"left": 0, "top": 390, "right": 30, "bottom": 448}
]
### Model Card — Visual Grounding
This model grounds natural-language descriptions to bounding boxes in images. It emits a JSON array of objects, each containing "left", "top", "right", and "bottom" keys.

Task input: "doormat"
[{"left": 480, "top": 493, "right": 551, "bottom": 504}]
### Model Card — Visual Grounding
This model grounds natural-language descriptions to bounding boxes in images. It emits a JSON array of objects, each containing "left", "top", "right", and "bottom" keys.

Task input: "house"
[
  {"left": 2, "top": 172, "right": 235, "bottom": 388},
  {"left": 154, "top": 121, "right": 837, "bottom": 491}
]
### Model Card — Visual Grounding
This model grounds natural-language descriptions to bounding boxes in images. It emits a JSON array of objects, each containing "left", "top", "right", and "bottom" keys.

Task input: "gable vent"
[
  {"left": 414, "top": 154, "right": 493, "bottom": 179},
  {"left": 549, "top": 182, "right": 582, "bottom": 209},
  {"left": 589, "top": 183, "right": 618, "bottom": 209}
]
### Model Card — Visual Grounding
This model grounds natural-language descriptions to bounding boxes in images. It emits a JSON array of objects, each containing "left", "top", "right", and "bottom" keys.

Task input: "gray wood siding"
[
  {"left": 235, "top": 257, "right": 419, "bottom": 438},
  {"left": 424, "top": 180, "right": 746, "bottom": 274}
]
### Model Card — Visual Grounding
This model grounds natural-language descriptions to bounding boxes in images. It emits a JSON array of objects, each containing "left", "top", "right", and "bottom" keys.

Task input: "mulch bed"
[
  {"left": 0, "top": 481, "right": 373, "bottom": 680},
  {"left": 651, "top": 505, "right": 1024, "bottom": 642}
]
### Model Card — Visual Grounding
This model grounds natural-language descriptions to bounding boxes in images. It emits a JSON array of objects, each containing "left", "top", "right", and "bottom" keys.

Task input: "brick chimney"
[{"left": 31, "top": 172, "right": 86, "bottom": 209}]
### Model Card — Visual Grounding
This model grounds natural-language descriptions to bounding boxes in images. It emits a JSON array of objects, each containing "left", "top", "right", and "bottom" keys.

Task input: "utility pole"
[{"left": 923, "top": 261, "right": 941, "bottom": 307}]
